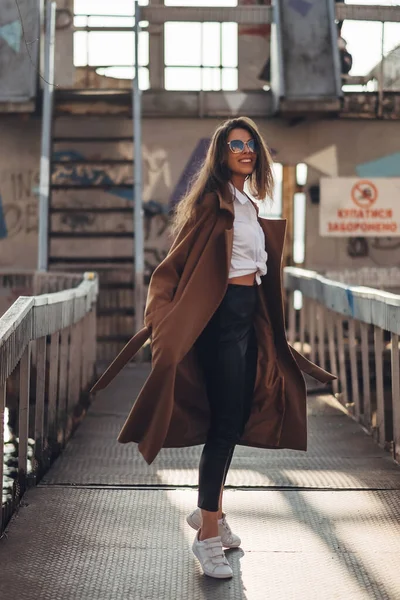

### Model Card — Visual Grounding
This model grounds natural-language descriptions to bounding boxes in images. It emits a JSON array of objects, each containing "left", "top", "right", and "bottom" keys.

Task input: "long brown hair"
[{"left": 171, "top": 116, "right": 274, "bottom": 236}]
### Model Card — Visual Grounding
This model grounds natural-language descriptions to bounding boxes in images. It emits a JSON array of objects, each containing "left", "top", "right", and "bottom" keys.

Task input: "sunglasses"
[{"left": 227, "top": 139, "right": 257, "bottom": 154}]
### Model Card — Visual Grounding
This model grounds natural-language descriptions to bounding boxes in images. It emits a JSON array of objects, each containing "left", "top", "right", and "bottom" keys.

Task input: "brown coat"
[{"left": 91, "top": 185, "right": 335, "bottom": 464}]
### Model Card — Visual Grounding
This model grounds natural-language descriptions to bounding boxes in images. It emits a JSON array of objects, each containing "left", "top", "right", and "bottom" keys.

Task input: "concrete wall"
[
  {"left": 0, "top": 115, "right": 399, "bottom": 273},
  {"left": 0, "top": 0, "right": 40, "bottom": 102}
]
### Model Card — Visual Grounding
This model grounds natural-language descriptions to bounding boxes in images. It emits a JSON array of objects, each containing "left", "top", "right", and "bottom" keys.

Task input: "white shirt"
[{"left": 228, "top": 183, "right": 268, "bottom": 285}]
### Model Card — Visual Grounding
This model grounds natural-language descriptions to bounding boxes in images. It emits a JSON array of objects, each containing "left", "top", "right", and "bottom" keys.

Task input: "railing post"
[
  {"left": 34, "top": 336, "right": 47, "bottom": 463},
  {"left": 89, "top": 307, "right": 97, "bottom": 383},
  {"left": 391, "top": 333, "right": 400, "bottom": 463},
  {"left": 0, "top": 382, "right": 6, "bottom": 531},
  {"left": 327, "top": 310, "right": 339, "bottom": 396},
  {"left": 75, "top": 320, "right": 84, "bottom": 404},
  {"left": 374, "top": 326, "right": 386, "bottom": 446},
  {"left": 299, "top": 295, "right": 305, "bottom": 354},
  {"left": 288, "top": 290, "right": 296, "bottom": 346},
  {"left": 348, "top": 319, "right": 361, "bottom": 420},
  {"left": 47, "top": 331, "right": 60, "bottom": 442},
  {"left": 18, "top": 344, "right": 31, "bottom": 490},
  {"left": 67, "top": 325, "right": 75, "bottom": 433},
  {"left": 317, "top": 303, "right": 326, "bottom": 372},
  {"left": 309, "top": 299, "right": 316, "bottom": 364},
  {"left": 360, "top": 322, "right": 371, "bottom": 429},
  {"left": 81, "top": 313, "right": 90, "bottom": 390},
  {"left": 336, "top": 314, "right": 348, "bottom": 405},
  {"left": 58, "top": 327, "right": 69, "bottom": 446}
]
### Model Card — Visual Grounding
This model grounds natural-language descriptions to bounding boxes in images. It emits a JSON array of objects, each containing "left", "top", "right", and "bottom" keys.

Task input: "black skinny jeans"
[{"left": 196, "top": 283, "right": 258, "bottom": 512}]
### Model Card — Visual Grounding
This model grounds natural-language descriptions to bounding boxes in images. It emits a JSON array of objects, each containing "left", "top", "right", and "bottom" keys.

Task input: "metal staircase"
[{"left": 47, "top": 96, "right": 136, "bottom": 361}]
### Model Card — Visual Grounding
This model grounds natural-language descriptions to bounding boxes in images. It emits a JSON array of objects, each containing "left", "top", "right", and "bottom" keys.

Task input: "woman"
[{"left": 91, "top": 117, "right": 335, "bottom": 580}]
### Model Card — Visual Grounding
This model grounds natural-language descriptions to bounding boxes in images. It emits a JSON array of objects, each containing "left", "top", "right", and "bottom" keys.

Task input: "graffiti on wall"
[
  {"left": 0, "top": 170, "right": 39, "bottom": 238},
  {"left": 0, "top": 19, "right": 22, "bottom": 53},
  {"left": 0, "top": 145, "right": 171, "bottom": 240},
  {"left": 52, "top": 148, "right": 171, "bottom": 244}
]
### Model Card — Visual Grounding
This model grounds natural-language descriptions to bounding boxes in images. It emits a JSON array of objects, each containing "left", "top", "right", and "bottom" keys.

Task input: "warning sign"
[
  {"left": 351, "top": 180, "right": 378, "bottom": 209},
  {"left": 320, "top": 177, "right": 400, "bottom": 237}
]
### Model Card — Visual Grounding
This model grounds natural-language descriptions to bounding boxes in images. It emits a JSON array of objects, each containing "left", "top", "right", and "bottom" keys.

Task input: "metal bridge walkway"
[{"left": 1, "top": 365, "right": 400, "bottom": 600}]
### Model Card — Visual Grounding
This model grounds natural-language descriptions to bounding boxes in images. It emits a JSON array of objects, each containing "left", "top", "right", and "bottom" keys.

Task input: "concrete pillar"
[
  {"left": 148, "top": 0, "right": 165, "bottom": 89},
  {"left": 54, "top": 0, "right": 74, "bottom": 88},
  {"left": 282, "top": 165, "right": 296, "bottom": 267},
  {"left": 238, "top": 0, "right": 271, "bottom": 90}
]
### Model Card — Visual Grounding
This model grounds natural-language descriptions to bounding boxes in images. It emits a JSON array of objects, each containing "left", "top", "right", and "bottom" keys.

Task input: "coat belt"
[{"left": 90, "top": 325, "right": 335, "bottom": 395}]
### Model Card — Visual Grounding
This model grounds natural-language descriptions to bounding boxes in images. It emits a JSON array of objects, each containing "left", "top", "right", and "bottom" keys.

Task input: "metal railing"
[
  {"left": 0, "top": 272, "right": 98, "bottom": 533},
  {"left": 284, "top": 267, "right": 400, "bottom": 464}
]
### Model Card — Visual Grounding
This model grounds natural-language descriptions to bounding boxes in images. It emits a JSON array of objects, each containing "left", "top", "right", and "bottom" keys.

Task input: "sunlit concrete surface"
[{"left": 0, "top": 365, "right": 399, "bottom": 600}]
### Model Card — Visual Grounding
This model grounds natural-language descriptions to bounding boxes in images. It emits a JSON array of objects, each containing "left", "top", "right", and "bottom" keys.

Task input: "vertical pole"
[
  {"left": 38, "top": 1, "right": 56, "bottom": 271},
  {"left": 133, "top": 0, "right": 145, "bottom": 334},
  {"left": 378, "top": 21, "right": 385, "bottom": 119},
  {"left": 18, "top": 345, "right": 31, "bottom": 484},
  {"left": 360, "top": 322, "right": 371, "bottom": 430},
  {"left": 391, "top": 333, "right": 400, "bottom": 463},
  {"left": 374, "top": 326, "right": 385, "bottom": 446},
  {"left": 34, "top": 336, "right": 47, "bottom": 462},
  {"left": 317, "top": 304, "right": 326, "bottom": 372},
  {"left": 0, "top": 382, "right": 6, "bottom": 532},
  {"left": 348, "top": 319, "right": 360, "bottom": 421},
  {"left": 299, "top": 294, "right": 305, "bottom": 354},
  {"left": 327, "top": 310, "right": 339, "bottom": 396},
  {"left": 336, "top": 314, "right": 348, "bottom": 406},
  {"left": 309, "top": 299, "right": 316, "bottom": 364},
  {"left": 288, "top": 290, "right": 296, "bottom": 346},
  {"left": 281, "top": 166, "right": 296, "bottom": 267}
]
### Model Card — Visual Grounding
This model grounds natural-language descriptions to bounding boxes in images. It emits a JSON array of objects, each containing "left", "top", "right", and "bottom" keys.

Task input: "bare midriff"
[{"left": 228, "top": 272, "right": 257, "bottom": 286}]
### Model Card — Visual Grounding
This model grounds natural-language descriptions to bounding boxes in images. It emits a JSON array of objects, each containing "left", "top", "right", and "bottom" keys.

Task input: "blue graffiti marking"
[
  {"left": 288, "top": 0, "right": 313, "bottom": 17},
  {"left": 0, "top": 194, "right": 7, "bottom": 239},
  {"left": 0, "top": 20, "right": 22, "bottom": 53},
  {"left": 53, "top": 150, "right": 133, "bottom": 201},
  {"left": 356, "top": 153, "right": 400, "bottom": 178}
]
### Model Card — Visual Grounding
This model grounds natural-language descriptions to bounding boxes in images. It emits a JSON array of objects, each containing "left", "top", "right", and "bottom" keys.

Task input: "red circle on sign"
[{"left": 351, "top": 180, "right": 378, "bottom": 208}]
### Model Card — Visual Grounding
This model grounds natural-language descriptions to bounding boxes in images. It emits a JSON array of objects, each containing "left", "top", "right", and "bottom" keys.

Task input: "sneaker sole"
[
  {"left": 192, "top": 544, "right": 233, "bottom": 579},
  {"left": 187, "top": 514, "right": 241, "bottom": 549}
]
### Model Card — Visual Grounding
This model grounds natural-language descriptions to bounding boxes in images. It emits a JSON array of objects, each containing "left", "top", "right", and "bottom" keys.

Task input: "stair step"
[
  {"left": 50, "top": 207, "right": 133, "bottom": 214},
  {"left": 50, "top": 231, "right": 134, "bottom": 239},
  {"left": 51, "top": 183, "right": 133, "bottom": 190},
  {"left": 52, "top": 159, "right": 133, "bottom": 166},
  {"left": 53, "top": 136, "right": 133, "bottom": 143},
  {"left": 49, "top": 256, "right": 133, "bottom": 264}
]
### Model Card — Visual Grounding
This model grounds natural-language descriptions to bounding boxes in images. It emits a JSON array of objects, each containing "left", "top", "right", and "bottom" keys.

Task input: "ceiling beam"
[{"left": 141, "top": 4, "right": 400, "bottom": 25}]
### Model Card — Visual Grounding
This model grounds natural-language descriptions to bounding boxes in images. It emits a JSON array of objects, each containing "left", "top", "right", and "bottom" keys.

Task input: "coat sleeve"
[{"left": 144, "top": 194, "right": 218, "bottom": 328}]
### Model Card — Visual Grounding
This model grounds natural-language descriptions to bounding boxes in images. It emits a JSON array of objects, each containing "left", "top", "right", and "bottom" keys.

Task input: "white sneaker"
[
  {"left": 192, "top": 531, "right": 233, "bottom": 579},
  {"left": 187, "top": 508, "right": 241, "bottom": 548}
]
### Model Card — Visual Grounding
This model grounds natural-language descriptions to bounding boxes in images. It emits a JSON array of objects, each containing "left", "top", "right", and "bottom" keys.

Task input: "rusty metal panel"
[
  {"left": 0, "top": 0, "right": 41, "bottom": 102},
  {"left": 273, "top": 0, "right": 341, "bottom": 106}
]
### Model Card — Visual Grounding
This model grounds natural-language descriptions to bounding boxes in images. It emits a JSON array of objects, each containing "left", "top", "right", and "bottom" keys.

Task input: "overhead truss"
[{"left": 141, "top": 4, "right": 400, "bottom": 25}]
